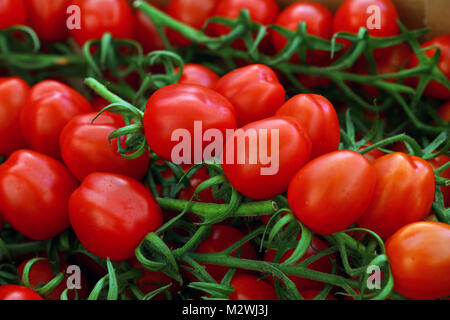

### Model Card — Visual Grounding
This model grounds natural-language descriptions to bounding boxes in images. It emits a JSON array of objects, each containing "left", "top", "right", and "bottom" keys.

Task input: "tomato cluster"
[{"left": 0, "top": 0, "right": 449, "bottom": 302}]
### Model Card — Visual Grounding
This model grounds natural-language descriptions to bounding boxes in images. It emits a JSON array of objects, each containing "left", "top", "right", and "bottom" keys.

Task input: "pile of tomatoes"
[{"left": 0, "top": 0, "right": 449, "bottom": 301}]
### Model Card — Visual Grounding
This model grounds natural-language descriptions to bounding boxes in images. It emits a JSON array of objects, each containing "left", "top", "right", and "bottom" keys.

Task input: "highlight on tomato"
[
  {"left": 0, "top": 285, "right": 43, "bottom": 300},
  {"left": 174, "top": 63, "right": 219, "bottom": 88}
]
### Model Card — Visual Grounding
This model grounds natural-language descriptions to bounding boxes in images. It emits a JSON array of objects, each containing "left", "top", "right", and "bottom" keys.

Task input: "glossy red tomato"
[
  {"left": 215, "top": 64, "right": 286, "bottom": 127},
  {"left": 174, "top": 64, "right": 219, "bottom": 88},
  {"left": 288, "top": 150, "right": 376, "bottom": 235},
  {"left": 26, "top": 0, "right": 69, "bottom": 41},
  {"left": 276, "top": 94, "right": 340, "bottom": 159},
  {"left": 264, "top": 236, "right": 333, "bottom": 292},
  {"left": 272, "top": 1, "right": 333, "bottom": 64},
  {"left": 358, "top": 153, "right": 435, "bottom": 239},
  {"left": 438, "top": 101, "right": 450, "bottom": 122},
  {"left": 144, "top": 84, "right": 237, "bottom": 163},
  {"left": 301, "top": 290, "right": 336, "bottom": 300},
  {"left": 166, "top": 0, "right": 217, "bottom": 47},
  {"left": 428, "top": 154, "right": 450, "bottom": 208},
  {"left": 0, "top": 150, "right": 78, "bottom": 240},
  {"left": 18, "top": 258, "right": 89, "bottom": 300},
  {"left": 408, "top": 35, "right": 450, "bottom": 100},
  {"left": 69, "top": 173, "right": 163, "bottom": 261},
  {"left": 0, "top": 77, "right": 30, "bottom": 156},
  {"left": 222, "top": 117, "right": 312, "bottom": 200},
  {"left": 0, "top": 285, "right": 43, "bottom": 300},
  {"left": 193, "top": 225, "right": 257, "bottom": 282},
  {"left": 20, "top": 80, "right": 92, "bottom": 160},
  {"left": 386, "top": 221, "right": 450, "bottom": 300},
  {"left": 135, "top": 2, "right": 164, "bottom": 53},
  {"left": 69, "top": 0, "right": 134, "bottom": 46},
  {"left": 60, "top": 112, "right": 150, "bottom": 181},
  {"left": 0, "top": 0, "right": 27, "bottom": 29},
  {"left": 229, "top": 274, "right": 278, "bottom": 300}
]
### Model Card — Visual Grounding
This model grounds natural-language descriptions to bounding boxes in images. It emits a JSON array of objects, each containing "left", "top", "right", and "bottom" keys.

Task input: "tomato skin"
[
  {"left": 174, "top": 63, "right": 219, "bottom": 88},
  {"left": 357, "top": 153, "right": 435, "bottom": 239},
  {"left": 0, "top": 285, "right": 43, "bottom": 300},
  {"left": 60, "top": 112, "right": 149, "bottom": 181},
  {"left": 229, "top": 274, "right": 277, "bottom": 300},
  {"left": 288, "top": 150, "right": 376, "bottom": 235},
  {"left": 69, "top": 173, "right": 163, "bottom": 261},
  {"left": 20, "top": 80, "right": 93, "bottom": 160},
  {"left": 438, "top": 101, "right": 450, "bottom": 122},
  {"left": 272, "top": 1, "right": 333, "bottom": 64},
  {"left": 193, "top": 225, "right": 257, "bottom": 282},
  {"left": 144, "top": 84, "right": 237, "bottom": 163},
  {"left": 18, "top": 259, "right": 89, "bottom": 300},
  {"left": 223, "top": 117, "right": 312, "bottom": 200},
  {"left": 276, "top": 94, "right": 340, "bottom": 159},
  {"left": 0, "top": 77, "right": 30, "bottom": 156},
  {"left": 386, "top": 221, "right": 450, "bottom": 300},
  {"left": 135, "top": 2, "right": 164, "bottom": 53},
  {"left": 166, "top": 0, "right": 217, "bottom": 47},
  {"left": 0, "top": 0, "right": 27, "bottom": 29},
  {"left": 0, "top": 150, "right": 78, "bottom": 240},
  {"left": 215, "top": 64, "right": 286, "bottom": 127},
  {"left": 264, "top": 236, "right": 333, "bottom": 292},
  {"left": 428, "top": 155, "right": 450, "bottom": 208},
  {"left": 25, "top": 0, "right": 69, "bottom": 41},
  {"left": 69, "top": 0, "right": 134, "bottom": 46},
  {"left": 407, "top": 35, "right": 450, "bottom": 100}
]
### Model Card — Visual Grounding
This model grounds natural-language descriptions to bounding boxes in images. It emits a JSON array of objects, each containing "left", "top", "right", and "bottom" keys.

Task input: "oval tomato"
[
  {"left": 229, "top": 273, "right": 277, "bottom": 300},
  {"left": 275, "top": 94, "right": 340, "bottom": 158},
  {"left": 69, "top": 173, "right": 163, "bottom": 261},
  {"left": 0, "top": 77, "right": 30, "bottom": 156},
  {"left": 215, "top": 64, "right": 285, "bottom": 127},
  {"left": 193, "top": 225, "right": 257, "bottom": 282},
  {"left": 174, "top": 63, "right": 219, "bottom": 88},
  {"left": 144, "top": 84, "right": 237, "bottom": 163},
  {"left": 0, "top": 285, "right": 43, "bottom": 300},
  {"left": 288, "top": 150, "right": 376, "bottom": 235},
  {"left": 438, "top": 101, "right": 450, "bottom": 122},
  {"left": 272, "top": 1, "right": 333, "bottom": 64},
  {"left": 20, "top": 80, "right": 92, "bottom": 160},
  {"left": 69, "top": 0, "right": 134, "bottom": 46},
  {"left": 0, "top": 0, "right": 27, "bottom": 29},
  {"left": 0, "top": 150, "right": 78, "bottom": 240},
  {"left": 407, "top": 35, "right": 450, "bottom": 100},
  {"left": 386, "top": 221, "right": 450, "bottom": 300},
  {"left": 60, "top": 112, "right": 150, "bottom": 181},
  {"left": 264, "top": 236, "right": 333, "bottom": 292},
  {"left": 222, "top": 117, "right": 312, "bottom": 200},
  {"left": 26, "top": 0, "right": 69, "bottom": 41},
  {"left": 428, "top": 154, "right": 450, "bottom": 208},
  {"left": 135, "top": 2, "right": 165, "bottom": 53},
  {"left": 357, "top": 153, "right": 435, "bottom": 239}
]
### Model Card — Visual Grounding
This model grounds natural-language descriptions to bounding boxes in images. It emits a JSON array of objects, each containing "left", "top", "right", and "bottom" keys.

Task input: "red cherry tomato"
[
  {"left": 69, "top": 173, "right": 163, "bottom": 261},
  {"left": 276, "top": 94, "right": 340, "bottom": 159},
  {"left": 193, "top": 225, "right": 257, "bottom": 282},
  {"left": 165, "top": 0, "right": 217, "bottom": 47},
  {"left": 407, "top": 35, "right": 450, "bottom": 100},
  {"left": 26, "top": 0, "right": 69, "bottom": 41},
  {"left": 223, "top": 117, "right": 312, "bottom": 200},
  {"left": 174, "top": 63, "right": 219, "bottom": 88},
  {"left": 177, "top": 167, "right": 222, "bottom": 204},
  {"left": 135, "top": 2, "right": 164, "bottom": 53},
  {"left": 358, "top": 153, "right": 435, "bottom": 239},
  {"left": 0, "top": 150, "right": 78, "bottom": 240},
  {"left": 0, "top": 285, "right": 43, "bottom": 300},
  {"left": 386, "top": 221, "right": 450, "bottom": 300},
  {"left": 144, "top": 84, "right": 237, "bottom": 163},
  {"left": 20, "top": 80, "right": 92, "bottom": 160},
  {"left": 18, "top": 258, "right": 89, "bottom": 300},
  {"left": 428, "top": 154, "right": 450, "bottom": 208},
  {"left": 300, "top": 290, "right": 336, "bottom": 300},
  {"left": 288, "top": 150, "right": 377, "bottom": 235},
  {"left": 272, "top": 1, "right": 333, "bottom": 64},
  {"left": 0, "top": 0, "right": 27, "bottom": 30},
  {"left": 60, "top": 112, "right": 150, "bottom": 181},
  {"left": 215, "top": 64, "right": 286, "bottom": 127},
  {"left": 229, "top": 273, "right": 277, "bottom": 300},
  {"left": 0, "top": 77, "right": 30, "bottom": 156},
  {"left": 69, "top": 0, "right": 134, "bottom": 46},
  {"left": 438, "top": 101, "right": 450, "bottom": 122},
  {"left": 264, "top": 236, "right": 333, "bottom": 292}
]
